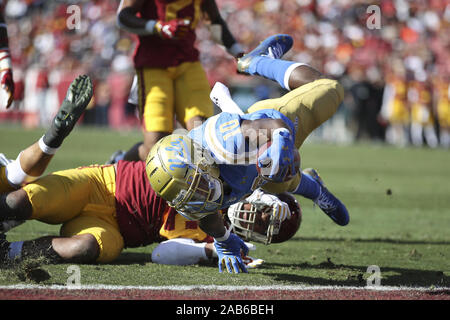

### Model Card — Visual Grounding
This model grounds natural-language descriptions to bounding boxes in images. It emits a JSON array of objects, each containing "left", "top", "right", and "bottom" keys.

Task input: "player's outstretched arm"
[
  {"left": 199, "top": 212, "right": 248, "bottom": 273},
  {"left": 117, "top": 0, "right": 190, "bottom": 39},
  {"left": 202, "top": 0, "right": 244, "bottom": 59}
]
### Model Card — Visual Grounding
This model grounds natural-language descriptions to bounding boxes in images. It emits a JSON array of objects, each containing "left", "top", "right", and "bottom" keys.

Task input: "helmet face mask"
[
  {"left": 170, "top": 162, "right": 224, "bottom": 214},
  {"left": 227, "top": 192, "right": 302, "bottom": 244},
  {"left": 146, "top": 134, "right": 224, "bottom": 217},
  {"left": 227, "top": 202, "right": 280, "bottom": 245}
]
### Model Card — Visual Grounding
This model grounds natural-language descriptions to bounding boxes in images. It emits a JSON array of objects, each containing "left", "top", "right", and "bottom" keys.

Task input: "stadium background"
[
  {"left": 0, "top": 0, "right": 449, "bottom": 299},
  {"left": 0, "top": 0, "right": 448, "bottom": 149}
]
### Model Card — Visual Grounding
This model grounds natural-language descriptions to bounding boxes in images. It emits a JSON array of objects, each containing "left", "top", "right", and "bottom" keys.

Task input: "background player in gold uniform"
[{"left": 114, "top": 0, "right": 244, "bottom": 162}]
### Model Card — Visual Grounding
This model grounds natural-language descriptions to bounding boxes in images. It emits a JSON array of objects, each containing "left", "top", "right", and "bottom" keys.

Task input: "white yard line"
[{"left": 0, "top": 284, "right": 449, "bottom": 291}]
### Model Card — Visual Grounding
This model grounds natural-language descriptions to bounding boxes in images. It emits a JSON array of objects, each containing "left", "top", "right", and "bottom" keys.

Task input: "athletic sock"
[
  {"left": 293, "top": 172, "right": 321, "bottom": 200},
  {"left": 38, "top": 136, "right": 58, "bottom": 155},
  {"left": 151, "top": 238, "right": 209, "bottom": 265},
  {"left": 248, "top": 57, "right": 301, "bottom": 90},
  {"left": 0, "top": 166, "right": 15, "bottom": 193},
  {"left": 5, "top": 152, "right": 39, "bottom": 187}
]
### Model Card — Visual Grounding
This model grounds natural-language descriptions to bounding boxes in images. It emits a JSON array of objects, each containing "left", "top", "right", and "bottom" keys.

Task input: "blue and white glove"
[
  {"left": 214, "top": 229, "right": 249, "bottom": 273},
  {"left": 246, "top": 189, "right": 291, "bottom": 222},
  {"left": 258, "top": 128, "right": 296, "bottom": 182}
]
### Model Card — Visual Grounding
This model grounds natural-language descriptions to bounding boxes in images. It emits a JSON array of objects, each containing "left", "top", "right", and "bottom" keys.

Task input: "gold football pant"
[
  {"left": 136, "top": 61, "right": 213, "bottom": 132},
  {"left": 248, "top": 78, "right": 344, "bottom": 194},
  {"left": 0, "top": 166, "right": 15, "bottom": 194},
  {"left": 23, "top": 165, "right": 124, "bottom": 263},
  {"left": 248, "top": 78, "right": 344, "bottom": 149}
]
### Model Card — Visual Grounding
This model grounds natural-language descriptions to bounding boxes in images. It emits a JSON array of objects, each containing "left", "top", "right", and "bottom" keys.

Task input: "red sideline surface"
[{"left": 0, "top": 287, "right": 449, "bottom": 300}]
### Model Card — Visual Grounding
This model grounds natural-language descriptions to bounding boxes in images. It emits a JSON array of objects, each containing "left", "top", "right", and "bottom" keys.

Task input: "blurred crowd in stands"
[{"left": 0, "top": 0, "right": 449, "bottom": 148}]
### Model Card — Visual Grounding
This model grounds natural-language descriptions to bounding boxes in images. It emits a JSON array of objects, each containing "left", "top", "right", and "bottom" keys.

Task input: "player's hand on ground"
[
  {"left": 214, "top": 232, "right": 249, "bottom": 273},
  {"left": 258, "top": 128, "right": 296, "bottom": 182},
  {"left": 155, "top": 19, "right": 190, "bottom": 39},
  {"left": 0, "top": 67, "right": 14, "bottom": 109}
]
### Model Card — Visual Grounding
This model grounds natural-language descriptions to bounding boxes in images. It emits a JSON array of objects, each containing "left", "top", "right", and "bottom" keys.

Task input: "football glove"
[
  {"left": 258, "top": 128, "right": 296, "bottom": 182},
  {"left": 214, "top": 231, "right": 249, "bottom": 273},
  {"left": 154, "top": 19, "right": 190, "bottom": 39},
  {"left": 246, "top": 189, "right": 291, "bottom": 222},
  {"left": 0, "top": 49, "right": 14, "bottom": 109}
]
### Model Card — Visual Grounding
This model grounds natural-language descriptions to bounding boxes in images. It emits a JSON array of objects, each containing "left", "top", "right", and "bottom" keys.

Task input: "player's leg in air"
[
  {"left": 0, "top": 75, "right": 108, "bottom": 265},
  {"left": 238, "top": 34, "right": 349, "bottom": 226},
  {"left": 0, "top": 75, "right": 93, "bottom": 230}
]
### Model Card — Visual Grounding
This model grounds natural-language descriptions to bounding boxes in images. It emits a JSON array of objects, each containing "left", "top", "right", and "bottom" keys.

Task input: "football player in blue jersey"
[{"left": 146, "top": 34, "right": 349, "bottom": 273}]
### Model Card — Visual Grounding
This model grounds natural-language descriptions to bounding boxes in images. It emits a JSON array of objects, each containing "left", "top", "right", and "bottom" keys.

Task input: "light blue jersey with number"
[{"left": 188, "top": 109, "right": 295, "bottom": 208}]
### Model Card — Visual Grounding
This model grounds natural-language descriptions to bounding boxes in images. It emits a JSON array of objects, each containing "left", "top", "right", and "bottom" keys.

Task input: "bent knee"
[
  {"left": 320, "top": 78, "right": 344, "bottom": 106},
  {"left": 3, "top": 189, "right": 32, "bottom": 220},
  {"left": 58, "top": 234, "right": 100, "bottom": 263}
]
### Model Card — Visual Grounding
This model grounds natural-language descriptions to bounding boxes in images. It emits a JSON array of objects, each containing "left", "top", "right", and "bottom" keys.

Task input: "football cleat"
[
  {"left": 106, "top": 150, "right": 125, "bottom": 164},
  {"left": 302, "top": 168, "right": 349, "bottom": 226},
  {"left": 237, "top": 34, "right": 293, "bottom": 74},
  {"left": 43, "top": 75, "right": 93, "bottom": 148},
  {"left": 241, "top": 254, "right": 264, "bottom": 269}
]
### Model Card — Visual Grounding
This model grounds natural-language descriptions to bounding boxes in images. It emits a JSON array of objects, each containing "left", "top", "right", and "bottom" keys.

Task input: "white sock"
[
  {"left": 5, "top": 152, "right": 39, "bottom": 187},
  {"left": 151, "top": 238, "right": 209, "bottom": 266},
  {"left": 283, "top": 62, "right": 310, "bottom": 91},
  {"left": 38, "top": 135, "right": 58, "bottom": 155},
  {"left": 210, "top": 82, "right": 244, "bottom": 115}
]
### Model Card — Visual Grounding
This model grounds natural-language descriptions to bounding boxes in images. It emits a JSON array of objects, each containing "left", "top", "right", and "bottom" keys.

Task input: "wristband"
[{"left": 214, "top": 228, "right": 231, "bottom": 242}]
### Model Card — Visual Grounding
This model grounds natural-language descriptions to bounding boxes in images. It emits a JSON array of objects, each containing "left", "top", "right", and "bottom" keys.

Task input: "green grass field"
[{"left": 0, "top": 124, "right": 449, "bottom": 288}]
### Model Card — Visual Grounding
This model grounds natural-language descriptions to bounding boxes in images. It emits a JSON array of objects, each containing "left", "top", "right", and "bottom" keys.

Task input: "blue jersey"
[{"left": 188, "top": 109, "right": 295, "bottom": 208}]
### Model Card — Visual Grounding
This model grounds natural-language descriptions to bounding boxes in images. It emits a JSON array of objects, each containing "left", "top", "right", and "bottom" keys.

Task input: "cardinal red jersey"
[
  {"left": 114, "top": 160, "right": 177, "bottom": 247},
  {"left": 133, "top": 0, "right": 204, "bottom": 68}
]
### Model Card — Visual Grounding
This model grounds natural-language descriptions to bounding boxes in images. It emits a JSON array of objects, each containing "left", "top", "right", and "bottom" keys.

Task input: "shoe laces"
[
  {"left": 314, "top": 187, "right": 337, "bottom": 213},
  {"left": 263, "top": 44, "right": 284, "bottom": 59}
]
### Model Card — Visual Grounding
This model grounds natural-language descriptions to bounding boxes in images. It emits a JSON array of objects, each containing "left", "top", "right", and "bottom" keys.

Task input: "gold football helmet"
[{"left": 146, "top": 134, "right": 223, "bottom": 219}]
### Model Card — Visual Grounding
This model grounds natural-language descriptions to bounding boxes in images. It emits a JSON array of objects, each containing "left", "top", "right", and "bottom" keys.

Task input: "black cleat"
[
  {"left": 43, "top": 75, "right": 93, "bottom": 148},
  {"left": 105, "top": 150, "right": 125, "bottom": 164}
]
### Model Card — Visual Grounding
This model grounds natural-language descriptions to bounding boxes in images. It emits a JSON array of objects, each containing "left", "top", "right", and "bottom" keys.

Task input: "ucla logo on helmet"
[{"left": 165, "top": 136, "right": 191, "bottom": 171}]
